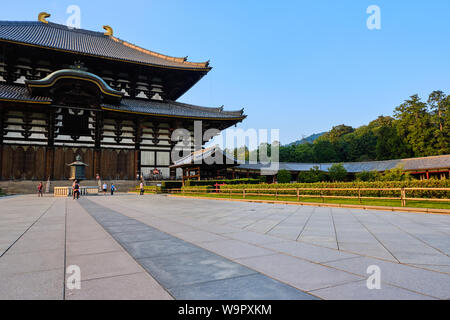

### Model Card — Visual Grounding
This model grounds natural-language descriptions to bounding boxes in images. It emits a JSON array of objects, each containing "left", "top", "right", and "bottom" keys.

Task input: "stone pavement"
[{"left": 1, "top": 194, "right": 449, "bottom": 300}]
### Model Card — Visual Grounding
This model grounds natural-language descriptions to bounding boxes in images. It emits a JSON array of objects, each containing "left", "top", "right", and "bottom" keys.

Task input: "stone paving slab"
[
  {"left": 2, "top": 194, "right": 450, "bottom": 300},
  {"left": 198, "top": 239, "right": 275, "bottom": 260},
  {"left": 174, "top": 230, "right": 229, "bottom": 244},
  {"left": 67, "top": 238, "right": 123, "bottom": 257},
  {"left": 66, "top": 272, "right": 173, "bottom": 300},
  {"left": 263, "top": 240, "right": 358, "bottom": 264},
  {"left": 325, "top": 256, "right": 450, "bottom": 299},
  {"left": 79, "top": 198, "right": 318, "bottom": 300},
  {"left": 112, "top": 229, "right": 172, "bottom": 243},
  {"left": 85, "top": 195, "right": 450, "bottom": 299},
  {"left": 310, "top": 279, "right": 435, "bottom": 300},
  {"left": 121, "top": 238, "right": 202, "bottom": 259},
  {"left": 169, "top": 274, "right": 317, "bottom": 300},
  {"left": 236, "top": 253, "right": 362, "bottom": 292},
  {"left": 224, "top": 231, "right": 285, "bottom": 246},
  {"left": 0, "top": 269, "right": 64, "bottom": 300},
  {"left": 64, "top": 200, "right": 172, "bottom": 300},
  {"left": 138, "top": 250, "right": 257, "bottom": 289}
]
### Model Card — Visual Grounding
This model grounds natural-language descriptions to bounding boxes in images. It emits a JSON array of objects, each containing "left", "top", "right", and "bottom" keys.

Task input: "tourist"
[
  {"left": 37, "top": 182, "right": 43, "bottom": 197},
  {"left": 102, "top": 182, "right": 107, "bottom": 195},
  {"left": 73, "top": 180, "right": 80, "bottom": 200},
  {"left": 140, "top": 182, "right": 144, "bottom": 195},
  {"left": 111, "top": 183, "right": 116, "bottom": 196}
]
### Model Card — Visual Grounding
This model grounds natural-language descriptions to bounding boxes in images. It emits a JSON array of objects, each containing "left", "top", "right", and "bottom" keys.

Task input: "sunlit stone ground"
[{"left": 0, "top": 194, "right": 449, "bottom": 300}]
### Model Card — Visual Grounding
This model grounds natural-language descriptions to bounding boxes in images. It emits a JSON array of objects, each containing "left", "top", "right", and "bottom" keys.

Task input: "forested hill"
[
  {"left": 278, "top": 90, "right": 449, "bottom": 163},
  {"left": 285, "top": 133, "right": 326, "bottom": 147}
]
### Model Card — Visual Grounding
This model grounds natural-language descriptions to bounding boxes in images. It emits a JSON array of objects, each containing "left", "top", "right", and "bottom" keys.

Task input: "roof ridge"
[
  {"left": 0, "top": 20, "right": 105, "bottom": 37},
  {"left": 0, "top": 20, "right": 211, "bottom": 69},
  {"left": 172, "top": 100, "right": 244, "bottom": 115},
  {"left": 110, "top": 36, "right": 209, "bottom": 68}
]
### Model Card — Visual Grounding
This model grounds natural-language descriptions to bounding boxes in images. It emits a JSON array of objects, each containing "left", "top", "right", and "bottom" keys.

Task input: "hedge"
[
  {"left": 184, "top": 178, "right": 261, "bottom": 187},
  {"left": 133, "top": 186, "right": 158, "bottom": 193},
  {"left": 218, "top": 180, "right": 450, "bottom": 199},
  {"left": 180, "top": 186, "right": 212, "bottom": 192},
  {"left": 161, "top": 181, "right": 183, "bottom": 191}
]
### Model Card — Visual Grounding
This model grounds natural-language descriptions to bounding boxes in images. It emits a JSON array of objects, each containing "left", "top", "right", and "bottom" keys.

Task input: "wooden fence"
[{"left": 167, "top": 187, "right": 450, "bottom": 207}]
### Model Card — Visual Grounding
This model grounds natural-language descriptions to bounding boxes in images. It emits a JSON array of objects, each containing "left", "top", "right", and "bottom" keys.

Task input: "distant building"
[
  {"left": 235, "top": 155, "right": 450, "bottom": 182},
  {"left": 173, "top": 147, "right": 450, "bottom": 182}
]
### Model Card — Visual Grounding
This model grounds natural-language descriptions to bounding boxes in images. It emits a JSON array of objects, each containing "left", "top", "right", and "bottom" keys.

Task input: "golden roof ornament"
[
  {"left": 38, "top": 12, "right": 51, "bottom": 24},
  {"left": 103, "top": 25, "right": 113, "bottom": 36}
]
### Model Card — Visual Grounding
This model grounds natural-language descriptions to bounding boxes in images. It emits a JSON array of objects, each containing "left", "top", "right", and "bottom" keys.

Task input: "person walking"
[
  {"left": 37, "top": 182, "right": 43, "bottom": 197},
  {"left": 73, "top": 180, "right": 80, "bottom": 200},
  {"left": 102, "top": 182, "right": 107, "bottom": 196},
  {"left": 139, "top": 181, "right": 144, "bottom": 196},
  {"left": 110, "top": 183, "right": 116, "bottom": 196}
]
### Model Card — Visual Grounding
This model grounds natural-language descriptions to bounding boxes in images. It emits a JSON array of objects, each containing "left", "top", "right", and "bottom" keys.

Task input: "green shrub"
[
  {"left": 356, "top": 171, "right": 381, "bottom": 182},
  {"left": 220, "top": 180, "right": 450, "bottom": 199},
  {"left": 277, "top": 170, "right": 292, "bottom": 183},
  {"left": 161, "top": 181, "right": 183, "bottom": 191},
  {"left": 298, "top": 166, "right": 327, "bottom": 183},
  {"left": 185, "top": 179, "right": 261, "bottom": 187},
  {"left": 381, "top": 168, "right": 412, "bottom": 181},
  {"left": 257, "top": 176, "right": 268, "bottom": 183},
  {"left": 180, "top": 186, "right": 212, "bottom": 192},
  {"left": 328, "top": 163, "right": 348, "bottom": 182}
]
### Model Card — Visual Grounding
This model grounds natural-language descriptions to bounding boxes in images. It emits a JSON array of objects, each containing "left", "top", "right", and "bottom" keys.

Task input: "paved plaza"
[{"left": 0, "top": 194, "right": 449, "bottom": 300}]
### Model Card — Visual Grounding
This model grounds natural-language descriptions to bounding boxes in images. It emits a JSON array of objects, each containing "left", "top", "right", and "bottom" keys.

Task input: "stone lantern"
[{"left": 67, "top": 155, "right": 88, "bottom": 181}]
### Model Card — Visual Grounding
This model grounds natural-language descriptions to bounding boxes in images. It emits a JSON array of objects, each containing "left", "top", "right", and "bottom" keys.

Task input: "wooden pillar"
[
  {"left": 169, "top": 133, "right": 176, "bottom": 179},
  {"left": 0, "top": 108, "right": 4, "bottom": 180},
  {"left": 134, "top": 119, "right": 142, "bottom": 179},
  {"left": 45, "top": 109, "right": 55, "bottom": 180},
  {"left": 94, "top": 111, "right": 103, "bottom": 178},
  {"left": 426, "top": 171, "right": 430, "bottom": 180}
]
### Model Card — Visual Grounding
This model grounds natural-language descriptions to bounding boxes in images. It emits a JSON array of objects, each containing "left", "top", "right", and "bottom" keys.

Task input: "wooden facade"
[{"left": 0, "top": 18, "right": 246, "bottom": 181}]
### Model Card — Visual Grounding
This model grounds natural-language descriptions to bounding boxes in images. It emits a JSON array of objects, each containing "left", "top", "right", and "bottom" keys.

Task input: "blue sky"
[{"left": 2, "top": 0, "right": 450, "bottom": 144}]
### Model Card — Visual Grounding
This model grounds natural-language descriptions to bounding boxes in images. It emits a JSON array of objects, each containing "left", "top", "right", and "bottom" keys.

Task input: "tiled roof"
[
  {"left": 0, "top": 21, "right": 210, "bottom": 70},
  {"left": 171, "top": 146, "right": 237, "bottom": 168},
  {"left": 0, "top": 84, "right": 246, "bottom": 120},
  {"left": 102, "top": 99, "right": 245, "bottom": 120},
  {"left": 237, "top": 155, "right": 450, "bottom": 173},
  {"left": 0, "top": 83, "right": 51, "bottom": 103}
]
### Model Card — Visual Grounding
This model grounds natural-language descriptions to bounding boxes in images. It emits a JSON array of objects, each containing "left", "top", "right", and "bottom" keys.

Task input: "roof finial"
[
  {"left": 38, "top": 12, "right": 51, "bottom": 24},
  {"left": 103, "top": 25, "right": 113, "bottom": 36}
]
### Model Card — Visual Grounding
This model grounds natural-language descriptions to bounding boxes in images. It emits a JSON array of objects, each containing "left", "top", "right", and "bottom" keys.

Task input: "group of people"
[
  {"left": 102, "top": 182, "right": 117, "bottom": 196},
  {"left": 72, "top": 180, "right": 81, "bottom": 200},
  {"left": 37, "top": 180, "right": 118, "bottom": 199}
]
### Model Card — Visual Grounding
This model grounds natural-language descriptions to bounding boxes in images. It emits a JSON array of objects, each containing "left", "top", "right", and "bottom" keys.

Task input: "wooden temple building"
[
  {"left": 170, "top": 146, "right": 237, "bottom": 185},
  {"left": 0, "top": 13, "right": 246, "bottom": 181}
]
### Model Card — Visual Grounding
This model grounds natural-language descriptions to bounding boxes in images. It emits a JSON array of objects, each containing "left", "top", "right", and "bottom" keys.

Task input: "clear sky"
[{"left": 2, "top": 0, "right": 450, "bottom": 144}]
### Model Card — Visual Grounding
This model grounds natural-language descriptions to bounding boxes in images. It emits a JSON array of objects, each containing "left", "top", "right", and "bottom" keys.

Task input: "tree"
[
  {"left": 313, "top": 140, "right": 338, "bottom": 162},
  {"left": 322, "top": 124, "right": 354, "bottom": 143},
  {"left": 394, "top": 94, "right": 435, "bottom": 157},
  {"left": 380, "top": 167, "right": 412, "bottom": 181},
  {"left": 428, "top": 91, "right": 449, "bottom": 154},
  {"left": 355, "top": 171, "right": 381, "bottom": 182},
  {"left": 277, "top": 170, "right": 292, "bottom": 183},
  {"left": 297, "top": 166, "right": 327, "bottom": 183},
  {"left": 328, "top": 163, "right": 347, "bottom": 181}
]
